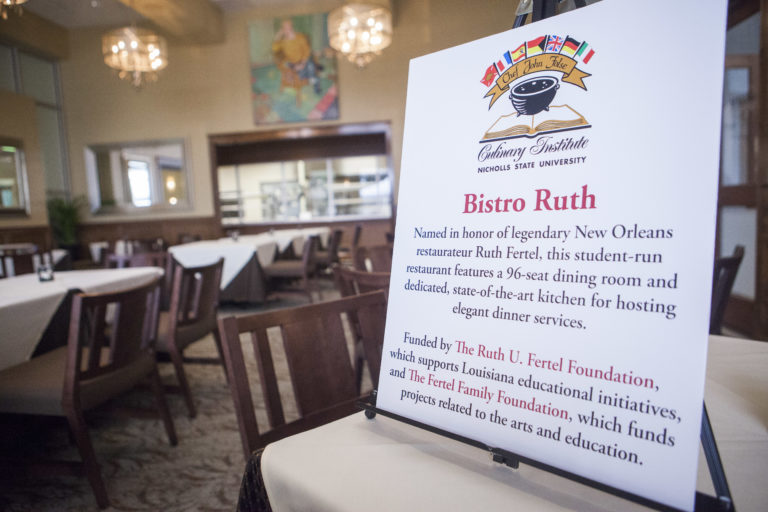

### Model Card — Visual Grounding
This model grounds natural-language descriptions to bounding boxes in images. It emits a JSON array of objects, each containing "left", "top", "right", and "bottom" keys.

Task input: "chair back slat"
[
  {"left": 710, "top": 245, "right": 745, "bottom": 334},
  {"left": 250, "top": 328, "right": 285, "bottom": 429},
  {"left": 219, "top": 291, "right": 387, "bottom": 459},
  {"left": 326, "top": 229, "right": 343, "bottom": 264},
  {"left": 66, "top": 277, "right": 161, "bottom": 390},
  {"left": 355, "top": 301, "right": 388, "bottom": 387}
]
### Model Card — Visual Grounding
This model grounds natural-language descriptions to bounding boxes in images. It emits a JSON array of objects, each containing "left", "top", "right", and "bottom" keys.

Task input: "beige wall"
[
  {"left": 60, "top": 0, "right": 520, "bottom": 224},
  {"left": 0, "top": 90, "right": 48, "bottom": 227}
]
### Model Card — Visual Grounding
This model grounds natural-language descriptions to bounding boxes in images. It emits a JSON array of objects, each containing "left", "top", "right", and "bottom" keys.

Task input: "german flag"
[
  {"left": 561, "top": 36, "right": 581, "bottom": 57},
  {"left": 526, "top": 35, "right": 546, "bottom": 56},
  {"left": 480, "top": 64, "right": 498, "bottom": 87},
  {"left": 510, "top": 42, "right": 526, "bottom": 63}
]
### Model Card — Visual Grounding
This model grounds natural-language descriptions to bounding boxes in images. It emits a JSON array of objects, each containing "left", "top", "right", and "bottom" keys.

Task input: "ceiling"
[{"left": 23, "top": 0, "right": 308, "bottom": 29}]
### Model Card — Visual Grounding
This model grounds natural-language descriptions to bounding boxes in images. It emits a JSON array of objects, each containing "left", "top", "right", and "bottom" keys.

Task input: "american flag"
[{"left": 546, "top": 35, "right": 564, "bottom": 52}]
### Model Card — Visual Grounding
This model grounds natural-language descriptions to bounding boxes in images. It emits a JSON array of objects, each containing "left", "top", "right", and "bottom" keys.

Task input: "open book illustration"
[{"left": 481, "top": 104, "right": 590, "bottom": 141}]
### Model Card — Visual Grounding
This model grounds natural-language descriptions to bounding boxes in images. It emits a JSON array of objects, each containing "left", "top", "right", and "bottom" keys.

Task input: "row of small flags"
[{"left": 481, "top": 35, "right": 595, "bottom": 87}]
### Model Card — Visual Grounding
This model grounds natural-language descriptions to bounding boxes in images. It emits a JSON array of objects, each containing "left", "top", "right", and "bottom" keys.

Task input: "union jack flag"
[{"left": 546, "top": 35, "right": 564, "bottom": 52}]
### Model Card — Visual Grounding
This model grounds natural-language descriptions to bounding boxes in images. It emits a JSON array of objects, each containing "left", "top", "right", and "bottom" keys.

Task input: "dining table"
[
  {"left": 240, "top": 334, "right": 768, "bottom": 512},
  {"left": 168, "top": 227, "right": 331, "bottom": 303},
  {"left": 0, "top": 267, "right": 163, "bottom": 372}
]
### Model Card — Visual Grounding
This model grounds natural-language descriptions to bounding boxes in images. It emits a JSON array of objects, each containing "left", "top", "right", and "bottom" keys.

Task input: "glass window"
[
  {"left": 720, "top": 67, "right": 751, "bottom": 186},
  {"left": 219, "top": 154, "right": 391, "bottom": 224},
  {"left": 19, "top": 52, "right": 57, "bottom": 105},
  {"left": 719, "top": 206, "right": 756, "bottom": 299},
  {"left": 36, "top": 105, "right": 68, "bottom": 196},
  {"left": 0, "top": 45, "right": 15, "bottom": 92},
  {"left": 127, "top": 159, "right": 152, "bottom": 207}
]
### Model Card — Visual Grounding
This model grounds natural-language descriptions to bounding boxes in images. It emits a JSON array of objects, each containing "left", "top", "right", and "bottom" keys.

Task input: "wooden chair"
[
  {"left": 338, "top": 223, "right": 362, "bottom": 262},
  {"left": 316, "top": 228, "right": 343, "bottom": 272},
  {"left": 354, "top": 244, "right": 393, "bottom": 272},
  {"left": 155, "top": 258, "right": 224, "bottom": 418},
  {"left": 333, "top": 265, "right": 391, "bottom": 391},
  {"left": 218, "top": 291, "right": 388, "bottom": 460},
  {"left": 177, "top": 233, "right": 202, "bottom": 244},
  {"left": 0, "top": 276, "right": 176, "bottom": 509},
  {"left": 710, "top": 245, "right": 745, "bottom": 335},
  {"left": 262, "top": 235, "right": 319, "bottom": 302},
  {"left": 0, "top": 252, "right": 36, "bottom": 277},
  {"left": 102, "top": 251, "right": 172, "bottom": 308},
  {"left": 333, "top": 265, "right": 391, "bottom": 298}
]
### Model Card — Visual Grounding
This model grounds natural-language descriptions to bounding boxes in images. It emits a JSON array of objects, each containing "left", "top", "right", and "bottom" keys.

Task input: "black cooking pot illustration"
[{"left": 509, "top": 76, "right": 560, "bottom": 116}]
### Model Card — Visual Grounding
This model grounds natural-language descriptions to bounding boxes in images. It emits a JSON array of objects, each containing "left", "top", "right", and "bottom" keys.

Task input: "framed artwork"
[{"left": 248, "top": 13, "right": 340, "bottom": 124}]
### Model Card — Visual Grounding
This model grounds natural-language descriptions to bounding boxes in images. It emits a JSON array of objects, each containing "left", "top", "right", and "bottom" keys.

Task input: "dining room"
[{"left": 0, "top": 0, "right": 767, "bottom": 511}]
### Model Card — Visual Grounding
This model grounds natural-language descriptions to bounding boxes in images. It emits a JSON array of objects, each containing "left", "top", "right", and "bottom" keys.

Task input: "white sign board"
[{"left": 376, "top": 0, "right": 728, "bottom": 510}]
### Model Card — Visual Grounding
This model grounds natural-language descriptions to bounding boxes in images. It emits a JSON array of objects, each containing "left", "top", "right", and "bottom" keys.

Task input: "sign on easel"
[{"left": 376, "top": 0, "right": 728, "bottom": 510}]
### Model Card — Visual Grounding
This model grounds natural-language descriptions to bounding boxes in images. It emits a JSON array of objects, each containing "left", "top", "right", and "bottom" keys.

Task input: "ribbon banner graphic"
[{"left": 484, "top": 54, "right": 591, "bottom": 109}]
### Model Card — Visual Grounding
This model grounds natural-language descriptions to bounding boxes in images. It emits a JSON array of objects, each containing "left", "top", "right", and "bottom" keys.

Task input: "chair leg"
[
  {"left": 64, "top": 408, "right": 110, "bottom": 509},
  {"left": 149, "top": 365, "right": 178, "bottom": 445},
  {"left": 211, "top": 328, "right": 229, "bottom": 383},
  {"left": 168, "top": 346, "right": 197, "bottom": 418}
]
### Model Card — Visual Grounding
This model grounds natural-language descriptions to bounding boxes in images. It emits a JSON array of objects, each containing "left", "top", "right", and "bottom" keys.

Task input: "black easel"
[{"left": 362, "top": 1, "right": 735, "bottom": 510}]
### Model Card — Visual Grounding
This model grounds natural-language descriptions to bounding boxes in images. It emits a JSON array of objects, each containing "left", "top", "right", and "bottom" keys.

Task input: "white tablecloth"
[
  {"left": 261, "top": 335, "right": 768, "bottom": 512},
  {"left": 170, "top": 228, "right": 330, "bottom": 290},
  {"left": 0, "top": 268, "right": 163, "bottom": 372}
]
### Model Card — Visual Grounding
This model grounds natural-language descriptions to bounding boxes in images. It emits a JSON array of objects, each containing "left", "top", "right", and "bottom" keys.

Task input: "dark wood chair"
[
  {"left": 333, "top": 265, "right": 391, "bottom": 298},
  {"left": 710, "top": 245, "right": 745, "bottom": 335},
  {"left": 155, "top": 258, "right": 224, "bottom": 418},
  {"left": 102, "top": 251, "right": 172, "bottom": 308},
  {"left": 316, "top": 228, "right": 343, "bottom": 272},
  {"left": 354, "top": 244, "right": 393, "bottom": 272},
  {"left": 177, "top": 233, "right": 202, "bottom": 244},
  {"left": 338, "top": 223, "right": 362, "bottom": 262},
  {"left": 218, "top": 291, "right": 388, "bottom": 460},
  {"left": 0, "top": 276, "right": 176, "bottom": 509},
  {"left": 333, "top": 265, "right": 391, "bottom": 391},
  {"left": 0, "top": 252, "right": 36, "bottom": 277},
  {"left": 262, "top": 235, "right": 319, "bottom": 302}
]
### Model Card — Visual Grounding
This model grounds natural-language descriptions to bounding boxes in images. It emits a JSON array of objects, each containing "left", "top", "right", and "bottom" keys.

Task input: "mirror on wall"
[
  {"left": 85, "top": 139, "right": 190, "bottom": 214},
  {"left": 0, "top": 138, "right": 29, "bottom": 215}
]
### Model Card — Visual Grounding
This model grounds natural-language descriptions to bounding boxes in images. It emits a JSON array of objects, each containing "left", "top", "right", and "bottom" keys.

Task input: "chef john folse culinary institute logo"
[{"left": 480, "top": 34, "right": 595, "bottom": 142}]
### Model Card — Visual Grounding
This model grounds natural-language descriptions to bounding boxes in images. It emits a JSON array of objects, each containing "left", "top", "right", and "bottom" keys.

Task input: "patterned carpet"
[{"left": 0, "top": 284, "right": 365, "bottom": 511}]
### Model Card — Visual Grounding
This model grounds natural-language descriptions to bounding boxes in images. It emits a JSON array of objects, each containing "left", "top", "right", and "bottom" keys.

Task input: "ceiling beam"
[{"left": 115, "top": 0, "right": 224, "bottom": 44}]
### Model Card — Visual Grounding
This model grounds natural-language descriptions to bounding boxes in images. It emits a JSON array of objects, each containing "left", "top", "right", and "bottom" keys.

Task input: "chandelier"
[
  {"left": 102, "top": 27, "right": 168, "bottom": 88},
  {"left": 328, "top": 3, "right": 392, "bottom": 68},
  {"left": 1, "top": 0, "right": 28, "bottom": 20}
]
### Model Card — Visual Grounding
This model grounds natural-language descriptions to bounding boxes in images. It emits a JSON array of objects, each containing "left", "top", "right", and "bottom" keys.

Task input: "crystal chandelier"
[
  {"left": 102, "top": 27, "right": 168, "bottom": 88},
  {"left": 1, "top": 0, "right": 28, "bottom": 20},
  {"left": 328, "top": 3, "right": 392, "bottom": 68}
]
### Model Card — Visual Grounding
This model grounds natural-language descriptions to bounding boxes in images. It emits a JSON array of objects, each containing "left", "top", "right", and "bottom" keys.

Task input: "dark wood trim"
[
  {"left": 78, "top": 216, "right": 222, "bottom": 256},
  {"left": 209, "top": 122, "right": 392, "bottom": 146},
  {"left": 728, "top": 0, "right": 760, "bottom": 29},
  {"left": 718, "top": 185, "right": 759, "bottom": 207},
  {"left": 0, "top": 225, "right": 51, "bottom": 249}
]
